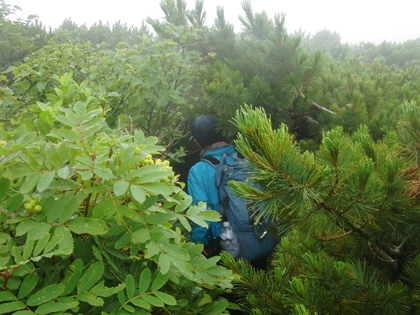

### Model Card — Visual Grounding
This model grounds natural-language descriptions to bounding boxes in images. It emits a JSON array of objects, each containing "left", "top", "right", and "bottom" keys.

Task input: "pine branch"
[
  {"left": 368, "top": 242, "right": 397, "bottom": 267},
  {"left": 320, "top": 201, "right": 370, "bottom": 239},
  {"left": 323, "top": 198, "right": 406, "bottom": 261},
  {"left": 312, "top": 229, "right": 353, "bottom": 241},
  {"left": 311, "top": 101, "right": 337, "bottom": 115},
  {"left": 304, "top": 115, "right": 320, "bottom": 125},
  {"left": 300, "top": 90, "right": 337, "bottom": 115},
  {"left": 382, "top": 237, "right": 408, "bottom": 258}
]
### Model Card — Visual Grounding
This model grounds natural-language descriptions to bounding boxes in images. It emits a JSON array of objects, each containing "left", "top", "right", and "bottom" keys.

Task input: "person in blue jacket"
[{"left": 187, "top": 115, "right": 236, "bottom": 257}]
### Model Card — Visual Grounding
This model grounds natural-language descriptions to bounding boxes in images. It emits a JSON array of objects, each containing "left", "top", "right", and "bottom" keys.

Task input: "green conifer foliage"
[
  {"left": 201, "top": 2, "right": 328, "bottom": 141},
  {"left": 238, "top": 0, "right": 273, "bottom": 40},
  {"left": 222, "top": 104, "right": 420, "bottom": 314},
  {"left": 186, "top": 0, "right": 207, "bottom": 29}
]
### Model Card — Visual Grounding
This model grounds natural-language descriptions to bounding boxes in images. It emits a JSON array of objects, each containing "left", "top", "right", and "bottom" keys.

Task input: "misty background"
[{"left": 7, "top": 0, "right": 420, "bottom": 44}]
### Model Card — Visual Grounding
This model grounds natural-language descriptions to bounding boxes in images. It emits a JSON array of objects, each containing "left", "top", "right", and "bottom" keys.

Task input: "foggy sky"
[{"left": 7, "top": 0, "right": 420, "bottom": 44}]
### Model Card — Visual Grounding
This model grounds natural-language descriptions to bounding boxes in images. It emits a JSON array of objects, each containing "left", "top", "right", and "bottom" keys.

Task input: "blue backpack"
[{"left": 202, "top": 153, "right": 275, "bottom": 261}]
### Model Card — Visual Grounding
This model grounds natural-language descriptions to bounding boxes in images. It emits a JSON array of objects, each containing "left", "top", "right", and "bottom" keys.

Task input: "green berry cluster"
[
  {"left": 24, "top": 196, "right": 42, "bottom": 213},
  {"left": 138, "top": 155, "right": 176, "bottom": 181},
  {"left": 0, "top": 140, "right": 6, "bottom": 148},
  {"left": 137, "top": 153, "right": 179, "bottom": 184},
  {"left": 139, "top": 154, "right": 154, "bottom": 165},
  {"left": 156, "top": 159, "right": 175, "bottom": 181}
]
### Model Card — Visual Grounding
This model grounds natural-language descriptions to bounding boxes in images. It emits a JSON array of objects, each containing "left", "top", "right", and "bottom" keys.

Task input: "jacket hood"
[{"left": 202, "top": 143, "right": 236, "bottom": 159}]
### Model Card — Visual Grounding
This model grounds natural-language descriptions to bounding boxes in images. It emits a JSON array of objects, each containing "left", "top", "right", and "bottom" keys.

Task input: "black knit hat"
[{"left": 190, "top": 116, "right": 224, "bottom": 147}]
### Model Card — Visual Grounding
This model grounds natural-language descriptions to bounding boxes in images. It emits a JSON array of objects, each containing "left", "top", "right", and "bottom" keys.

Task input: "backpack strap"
[
  {"left": 202, "top": 155, "right": 219, "bottom": 166},
  {"left": 202, "top": 153, "right": 238, "bottom": 187},
  {"left": 202, "top": 153, "right": 236, "bottom": 218}
]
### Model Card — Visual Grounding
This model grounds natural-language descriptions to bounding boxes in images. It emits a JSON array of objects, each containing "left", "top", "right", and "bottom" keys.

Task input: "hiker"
[
  {"left": 187, "top": 115, "right": 275, "bottom": 269},
  {"left": 187, "top": 115, "right": 232, "bottom": 257}
]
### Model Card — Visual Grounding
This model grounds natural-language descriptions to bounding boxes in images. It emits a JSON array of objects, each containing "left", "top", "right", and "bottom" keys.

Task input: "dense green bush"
[
  {"left": 222, "top": 104, "right": 420, "bottom": 314},
  {"left": 2, "top": 1, "right": 420, "bottom": 314},
  {"left": 0, "top": 76, "right": 236, "bottom": 314},
  {"left": 0, "top": 0, "right": 50, "bottom": 72},
  {"left": 1, "top": 28, "right": 202, "bottom": 147}
]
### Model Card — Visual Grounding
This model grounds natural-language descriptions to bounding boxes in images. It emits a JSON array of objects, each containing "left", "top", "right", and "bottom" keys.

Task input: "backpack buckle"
[{"left": 254, "top": 222, "right": 267, "bottom": 239}]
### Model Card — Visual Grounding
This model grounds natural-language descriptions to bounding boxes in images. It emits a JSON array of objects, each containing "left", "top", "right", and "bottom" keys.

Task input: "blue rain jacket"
[{"left": 187, "top": 144, "right": 236, "bottom": 246}]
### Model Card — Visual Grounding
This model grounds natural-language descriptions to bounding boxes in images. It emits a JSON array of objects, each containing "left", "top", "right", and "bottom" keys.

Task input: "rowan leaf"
[
  {"left": 176, "top": 214, "right": 191, "bottom": 232},
  {"left": 17, "top": 131, "right": 37, "bottom": 146},
  {"left": 15, "top": 220, "right": 37, "bottom": 237},
  {"left": 151, "top": 272, "right": 169, "bottom": 291},
  {"left": 142, "top": 183, "right": 172, "bottom": 196},
  {"left": 142, "top": 294, "right": 164, "bottom": 307},
  {"left": 62, "top": 259, "right": 84, "bottom": 296},
  {"left": 0, "top": 291, "right": 16, "bottom": 302},
  {"left": 22, "top": 237, "right": 34, "bottom": 260},
  {"left": 69, "top": 217, "right": 108, "bottom": 235},
  {"left": 202, "top": 298, "right": 229, "bottom": 315},
  {"left": 20, "top": 173, "right": 41, "bottom": 194},
  {"left": 186, "top": 201, "right": 207, "bottom": 216},
  {"left": 77, "top": 291, "right": 104, "bottom": 307},
  {"left": 159, "top": 253, "right": 171, "bottom": 275},
  {"left": 33, "top": 233, "right": 50, "bottom": 256},
  {"left": 45, "top": 143, "right": 63, "bottom": 168},
  {"left": 0, "top": 301, "right": 26, "bottom": 314},
  {"left": 43, "top": 234, "right": 64, "bottom": 254},
  {"left": 125, "top": 274, "right": 135, "bottom": 299},
  {"left": 91, "top": 283, "right": 125, "bottom": 297},
  {"left": 58, "top": 191, "right": 87, "bottom": 224},
  {"left": 0, "top": 177, "right": 10, "bottom": 201},
  {"left": 131, "top": 228, "right": 151, "bottom": 244},
  {"left": 137, "top": 170, "right": 172, "bottom": 184},
  {"left": 114, "top": 180, "right": 129, "bottom": 197},
  {"left": 130, "top": 184, "right": 146, "bottom": 203},
  {"left": 27, "top": 223, "right": 51, "bottom": 240},
  {"left": 187, "top": 216, "right": 208, "bottom": 228},
  {"left": 57, "top": 166, "right": 70, "bottom": 179},
  {"left": 34, "top": 299, "right": 79, "bottom": 315},
  {"left": 78, "top": 261, "right": 104, "bottom": 293},
  {"left": 139, "top": 268, "right": 151, "bottom": 294},
  {"left": 18, "top": 272, "right": 40, "bottom": 300},
  {"left": 153, "top": 291, "right": 177, "bottom": 306},
  {"left": 195, "top": 210, "right": 221, "bottom": 222},
  {"left": 126, "top": 164, "right": 164, "bottom": 181},
  {"left": 131, "top": 296, "right": 151, "bottom": 310},
  {"left": 26, "top": 284, "right": 64, "bottom": 306},
  {"left": 37, "top": 171, "right": 55, "bottom": 192},
  {"left": 175, "top": 194, "right": 192, "bottom": 212}
]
